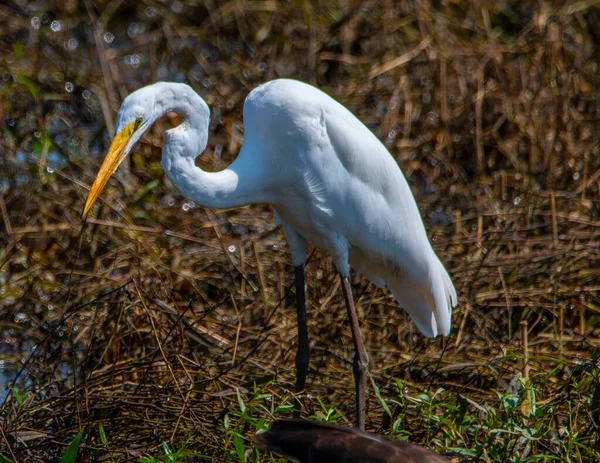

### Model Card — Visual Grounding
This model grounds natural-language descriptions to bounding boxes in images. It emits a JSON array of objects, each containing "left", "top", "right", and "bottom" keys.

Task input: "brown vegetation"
[{"left": 0, "top": 1, "right": 599, "bottom": 461}]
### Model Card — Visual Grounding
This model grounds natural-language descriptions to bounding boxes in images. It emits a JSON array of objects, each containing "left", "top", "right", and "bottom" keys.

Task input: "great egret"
[
  {"left": 82, "top": 79, "right": 457, "bottom": 430},
  {"left": 253, "top": 419, "right": 451, "bottom": 462}
]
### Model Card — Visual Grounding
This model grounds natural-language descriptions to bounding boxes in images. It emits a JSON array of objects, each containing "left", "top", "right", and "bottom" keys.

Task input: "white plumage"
[
  {"left": 83, "top": 79, "right": 458, "bottom": 429},
  {"left": 243, "top": 80, "right": 456, "bottom": 337}
]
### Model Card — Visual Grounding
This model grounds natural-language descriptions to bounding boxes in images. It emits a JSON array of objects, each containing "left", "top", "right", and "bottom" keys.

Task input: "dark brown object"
[{"left": 253, "top": 419, "right": 450, "bottom": 463}]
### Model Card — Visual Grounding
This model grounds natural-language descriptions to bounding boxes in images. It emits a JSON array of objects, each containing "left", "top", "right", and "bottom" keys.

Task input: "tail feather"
[
  {"left": 388, "top": 282, "right": 438, "bottom": 337},
  {"left": 349, "top": 248, "right": 457, "bottom": 338},
  {"left": 387, "top": 257, "right": 456, "bottom": 338}
]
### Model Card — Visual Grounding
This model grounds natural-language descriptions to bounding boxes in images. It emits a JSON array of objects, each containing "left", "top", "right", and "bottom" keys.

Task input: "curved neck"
[{"left": 155, "top": 84, "right": 270, "bottom": 209}]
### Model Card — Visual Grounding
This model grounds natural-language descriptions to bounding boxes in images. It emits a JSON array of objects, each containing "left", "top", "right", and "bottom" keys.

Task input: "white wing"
[
  {"left": 321, "top": 103, "right": 456, "bottom": 337},
  {"left": 245, "top": 79, "right": 457, "bottom": 337}
]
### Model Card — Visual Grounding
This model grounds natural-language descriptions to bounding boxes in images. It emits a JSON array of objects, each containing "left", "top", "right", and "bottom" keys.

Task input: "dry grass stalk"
[
  {"left": 453, "top": 210, "right": 461, "bottom": 236},
  {"left": 253, "top": 239, "right": 269, "bottom": 311},
  {"left": 550, "top": 190, "right": 558, "bottom": 248},
  {"left": 520, "top": 320, "right": 529, "bottom": 380}
]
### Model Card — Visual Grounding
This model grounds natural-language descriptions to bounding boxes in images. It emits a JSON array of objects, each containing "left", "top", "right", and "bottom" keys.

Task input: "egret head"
[{"left": 81, "top": 86, "right": 158, "bottom": 219}]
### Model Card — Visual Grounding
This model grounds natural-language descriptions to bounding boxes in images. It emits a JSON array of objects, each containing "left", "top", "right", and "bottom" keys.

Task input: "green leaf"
[
  {"left": 15, "top": 73, "right": 39, "bottom": 100},
  {"left": 12, "top": 42, "right": 23, "bottom": 59},
  {"left": 98, "top": 423, "right": 109, "bottom": 447},
  {"left": 40, "top": 131, "right": 53, "bottom": 153},
  {"left": 519, "top": 377, "right": 536, "bottom": 417},
  {"left": 161, "top": 443, "right": 174, "bottom": 462},
  {"left": 59, "top": 429, "right": 84, "bottom": 463},
  {"left": 233, "top": 433, "right": 245, "bottom": 463},
  {"left": 224, "top": 413, "right": 230, "bottom": 430},
  {"left": 137, "top": 179, "right": 160, "bottom": 198},
  {"left": 369, "top": 373, "right": 392, "bottom": 418},
  {"left": 274, "top": 404, "right": 294, "bottom": 414},
  {"left": 31, "top": 140, "right": 43, "bottom": 156},
  {"left": 0, "top": 455, "right": 15, "bottom": 463},
  {"left": 10, "top": 388, "right": 23, "bottom": 407},
  {"left": 393, "top": 378, "right": 405, "bottom": 393},
  {"left": 236, "top": 388, "right": 246, "bottom": 415}
]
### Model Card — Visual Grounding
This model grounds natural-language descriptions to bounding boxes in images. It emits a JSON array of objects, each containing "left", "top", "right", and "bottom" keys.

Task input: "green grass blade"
[
  {"left": 236, "top": 388, "right": 246, "bottom": 415},
  {"left": 59, "top": 429, "right": 84, "bottom": 463},
  {"left": 10, "top": 388, "right": 22, "bottom": 408},
  {"left": 369, "top": 373, "right": 392, "bottom": 418},
  {"left": 233, "top": 433, "right": 245, "bottom": 463},
  {"left": 98, "top": 423, "right": 109, "bottom": 447}
]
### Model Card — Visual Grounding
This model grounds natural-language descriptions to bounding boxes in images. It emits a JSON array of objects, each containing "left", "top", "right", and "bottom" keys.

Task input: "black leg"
[
  {"left": 341, "top": 275, "right": 369, "bottom": 430},
  {"left": 293, "top": 264, "right": 310, "bottom": 417}
]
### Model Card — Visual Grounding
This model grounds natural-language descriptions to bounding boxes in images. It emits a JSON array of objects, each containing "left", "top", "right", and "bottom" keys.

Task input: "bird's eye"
[{"left": 134, "top": 116, "right": 143, "bottom": 129}]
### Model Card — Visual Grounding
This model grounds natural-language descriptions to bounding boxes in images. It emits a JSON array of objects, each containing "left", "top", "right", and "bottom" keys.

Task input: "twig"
[
  {"left": 453, "top": 210, "right": 462, "bottom": 236},
  {"left": 231, "top": 295, "right": 242, "bottom": 366},
  {"left": 136, "top": 282, "right": 186, "bottom": 400},
  {"left": 520, "top": 320, "right": 529, "bottom": 379},
  {"left": 369, "top": 36, "right": 433, "bottom": 78},
  {"left": 498, "top": 267, "right": 512, "bottom": 338},
  {"left": 580, "top": 302, "right": 586, "bottom": 335},
  {"left": 319, "top": 52, "right": 371, "bottom": 65},
  {"left": 275, "top": 260, "right": 285, "bottom": 309},
  {"left": 319, "top": 276, "right": 341, "bottom": 313},
  {"left": 0, "top": 193, "right": 12, "bottom": 235},
  {"left": 475, "top": 58, "right": 489, "bottom": 174},
  {"left": 253, "top": 239, "right": 269, "bottom": 311},
  {"left": 0, "top": 425, "right": 17, "bottom": 463},
  {"left": 83, "top": 0, "right": 117, "bottom": 137},
  {"left": 154, "top": 298, "right": 229, "bottom": 348},
  {"left": 240, "top": 244, "right": 247, "bottom": 300},
  {"left": 476, "top": 214, "right": 483, "bottom": 258},
  {"left": 550, "top": 190, "right": 558, "bottom": 248},
  {"left": 454, "top": 301, "right": 471, "bottom": 347}
]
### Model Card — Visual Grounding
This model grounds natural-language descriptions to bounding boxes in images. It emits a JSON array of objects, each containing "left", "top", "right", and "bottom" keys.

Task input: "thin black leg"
[
  {"left": 341, "top": 275, "right": 369, "bottom": 430},
  {"left": 293, "top": 264, "right": 310, "bottom": 417}
]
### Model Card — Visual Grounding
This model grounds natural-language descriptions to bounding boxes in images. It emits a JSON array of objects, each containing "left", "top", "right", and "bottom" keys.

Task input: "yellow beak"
[{"left": 82, "top": 122, "right": 136, "bottom": 219}]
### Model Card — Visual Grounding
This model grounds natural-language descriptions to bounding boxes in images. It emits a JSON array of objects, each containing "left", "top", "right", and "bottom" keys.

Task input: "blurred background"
[{"left": 0, "top": 0, "right": 599, "bottom": 461}]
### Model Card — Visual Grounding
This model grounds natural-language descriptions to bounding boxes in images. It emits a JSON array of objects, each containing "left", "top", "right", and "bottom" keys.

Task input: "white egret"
[
  {"left": 253, "top": 419, "right": 451, "bottom": 462},
  {"left": 82, "top": 79, "right": 457, "bottom": 430}
]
